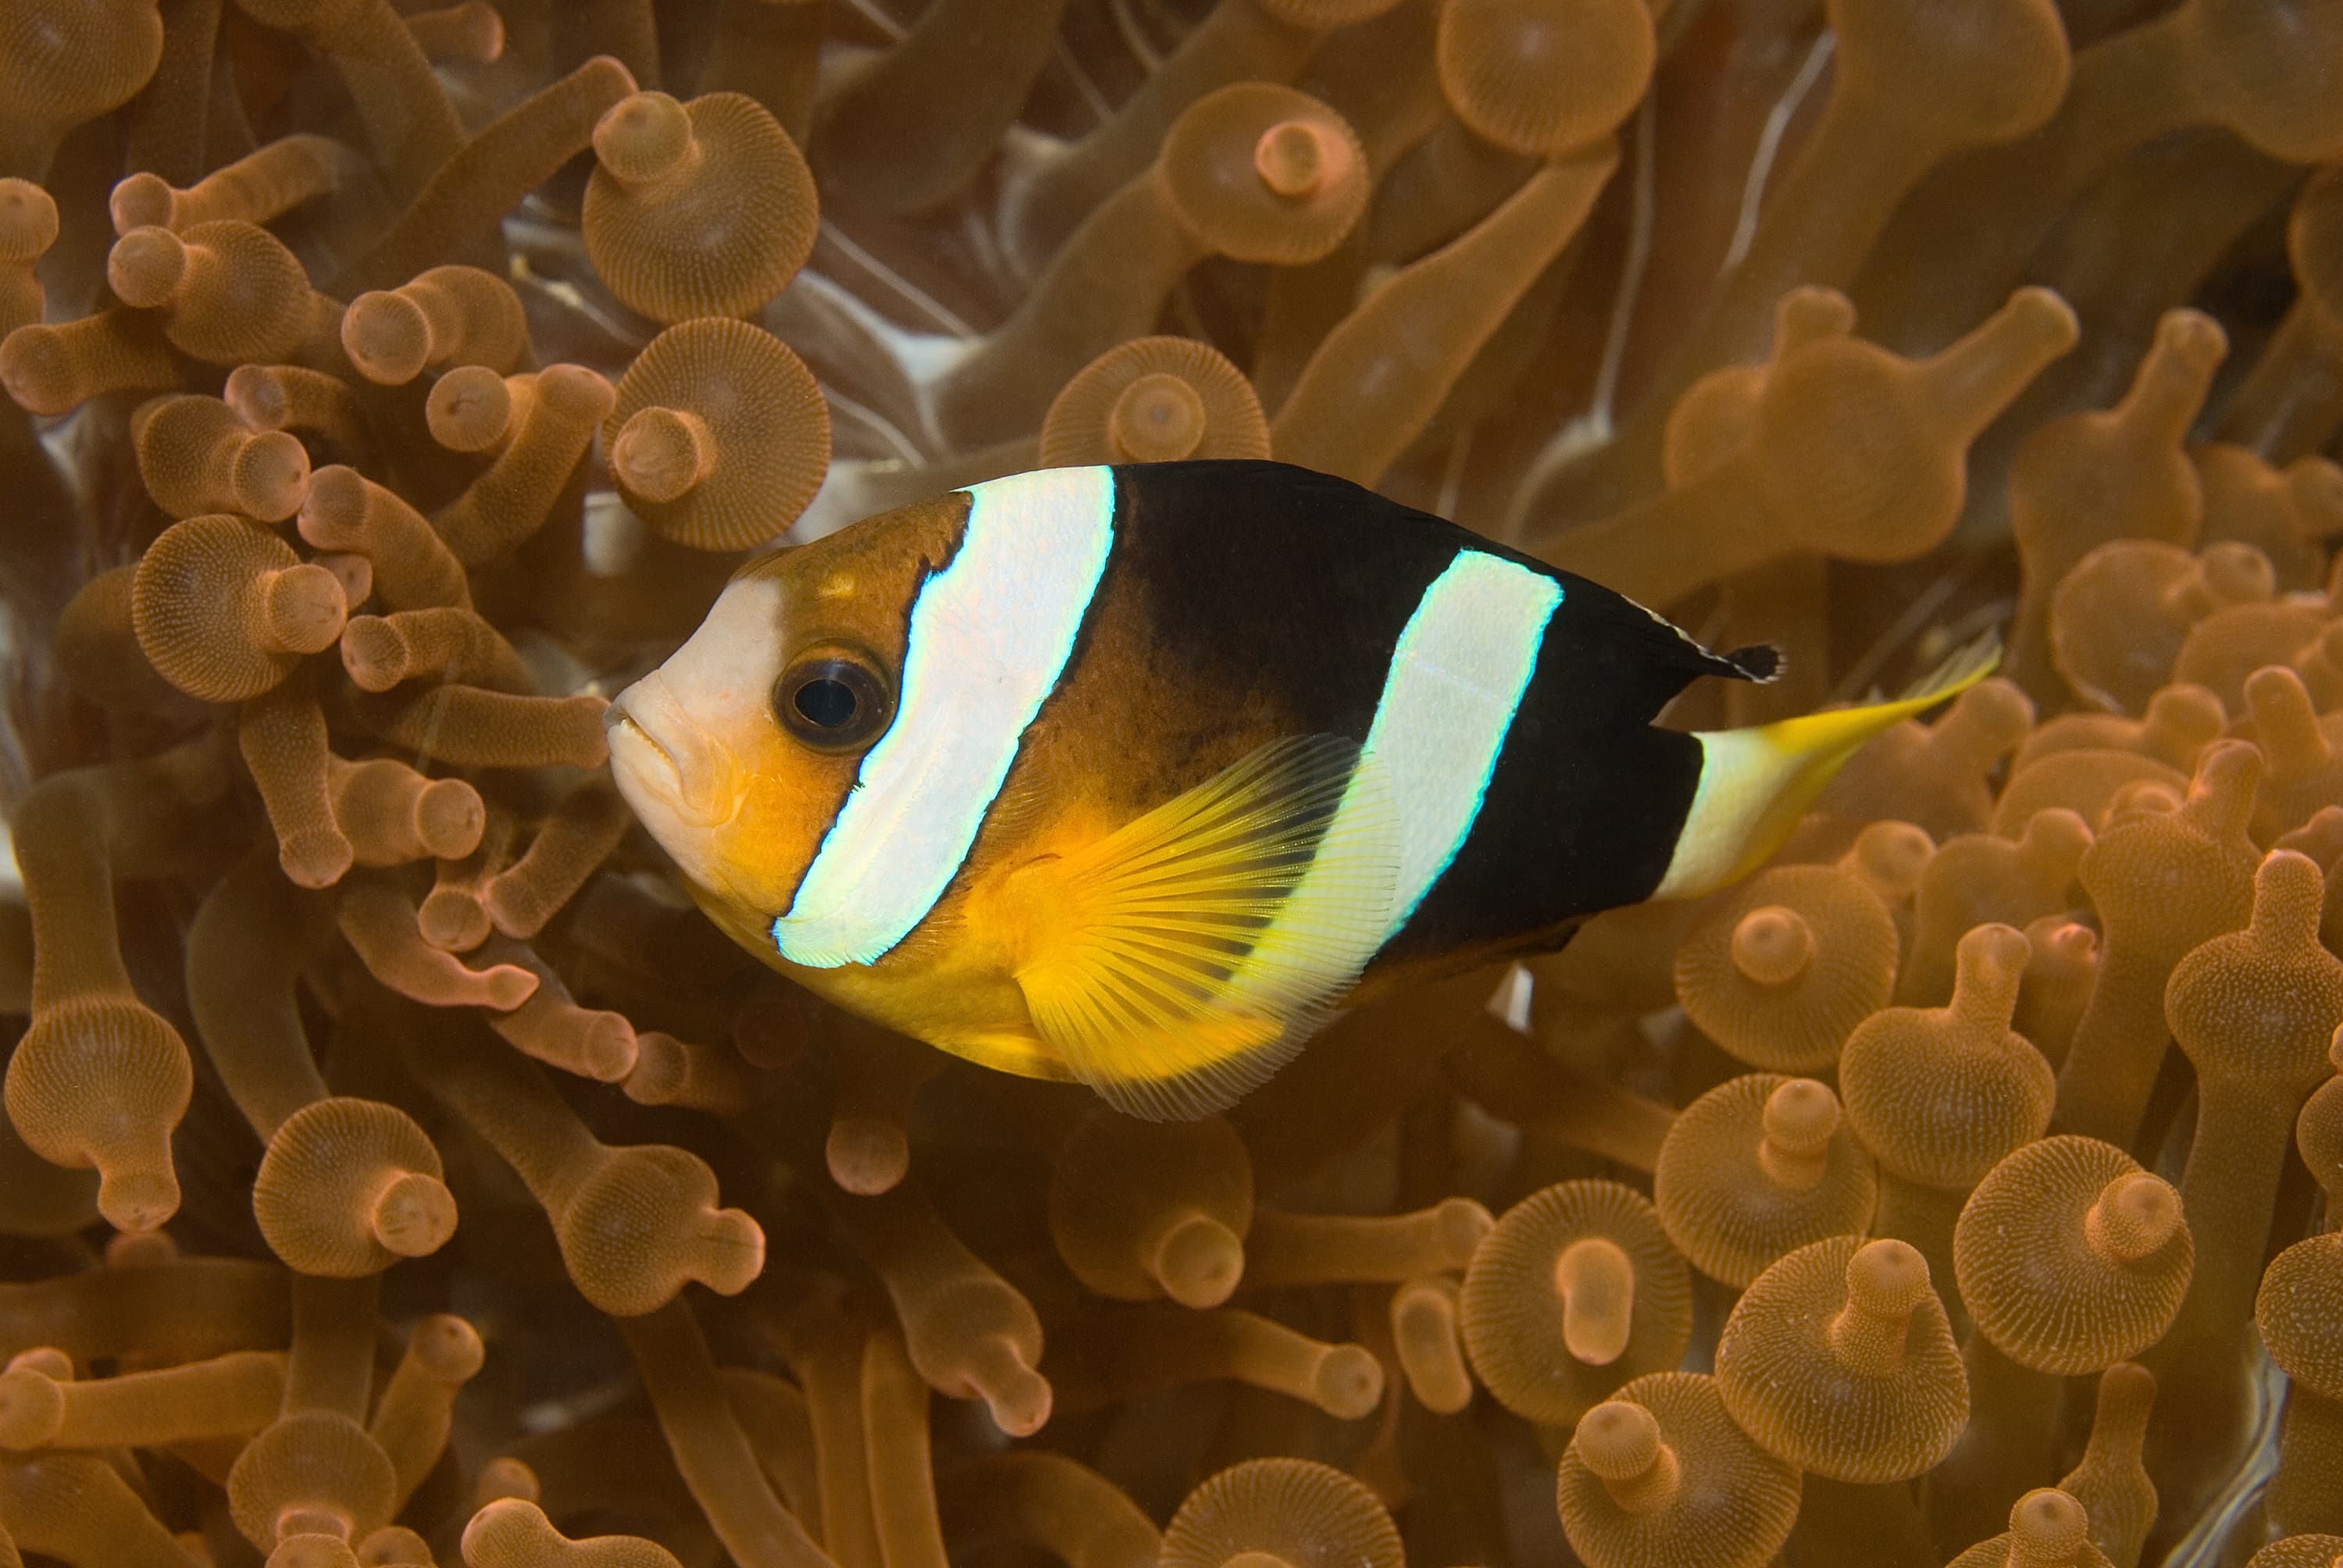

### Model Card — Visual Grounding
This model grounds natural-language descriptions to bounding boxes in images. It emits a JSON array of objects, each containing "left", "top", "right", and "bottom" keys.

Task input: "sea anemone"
[{"left": 9, "top": 2, "right": 2343, "bottom": 1562}]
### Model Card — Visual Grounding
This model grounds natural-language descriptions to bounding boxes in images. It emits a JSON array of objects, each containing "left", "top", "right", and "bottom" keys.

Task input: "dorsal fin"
[{"left": 1547, "top": 569, "right": 1782, "bottom": 725}]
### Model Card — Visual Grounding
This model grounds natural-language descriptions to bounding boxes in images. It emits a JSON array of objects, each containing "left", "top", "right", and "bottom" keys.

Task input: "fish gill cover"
[{"left": 0, "top": 0, "right": 2340, "bottom": 1565}]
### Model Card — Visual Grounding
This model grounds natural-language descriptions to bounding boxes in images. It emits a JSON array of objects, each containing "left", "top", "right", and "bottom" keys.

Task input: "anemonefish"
[{"left": 608, "top": 460, "right": 1992, "bottom": 1120}]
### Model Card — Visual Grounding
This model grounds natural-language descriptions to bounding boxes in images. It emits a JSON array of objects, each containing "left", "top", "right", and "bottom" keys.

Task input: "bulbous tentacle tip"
[
  {"left": 1574, "top": 1398, "right": 1662, "bottom": 1478},
  {"left": 262, "top": 564, "right": 348, "bottom": 656},
  {"left": 0, "top": 323, "right": 68, "bottom": 414},
  {"left": 1762, "top": 1075, "right": 1843, "bottom": 1157},
  {"left": 1157, "top": 84, "right": 1369, "bottom": 266},
  {"left": 2186, "top": 737, "right": 2266, "bottom": 830},
  {"left": 415, "top": 780, "right": 487, "bottom": 860},
  {"left": 569, "top": 1013, "right": 642, "bottom": 1085},
  {"left": 2083, "top": 1171, "right": 2184, "bottom": 1264},
  {"left": 1730, "top": 906, "right": 1813, "bottom": 987},
  {"left": 358, "top": 1524, "right": 437, "bottom": 1564},
  {"left": 2105, "top": 780, "right": 2184, "bottom": 826},
  {"left": 1555, "top": 1236, "right": 1637, "bottom": 1366},
  {"left": 694, "top": 1209, "right": 767, "bottom": 1295},
  {"left": 2008, "top": 1488, "right": 2090, "bottom": 1553},
  {"left": 537, "top": 364, "right": 617, "bottom": 422},
  {"left": 592, "top": 91, "right": 695, "bottom": 186},
  {"left": 2286, "top": 454, "right": 2343, "bottom": 523},
  {"left": 1251, "top": 120, "right": 1331, "bottom": 198},
  {"left": 1311, "top": 1343, "right": 1383, "bottom": 1420},
  {"left": 583, "top": 91, "right": 812, "bottom": 323},
  {"left": 231, "top": 1414, "right": 398, "bottom": 1556},
  {"left": 410, "top": 1313, "right": 487, "bottom": 1383},
  {"left": 1897, "top": 287, "right": 2080, "bottom": 452},
  {"left": 463, "top": 1498, "right": 684, "bottom": 1568},
  {"left": 340, "top": 291, "right": 433, "bottom": 386},
  {"left": 339, "top": 616, "right": 410, "bottom": 691},
  {"left": 1774, "top": 285, "right": 1859, "bottom": 351},
  {"left": 825, "top": 1115, "right": 908, "bottom": 1196},
  {"left": 555, "top": 1146, "right": 765, "bottom": 1313},
  {"left": 965, "top": 1333, "right": 1054, "bottom": 1436},
  {"left": 280, "top": 825, "right": 358, "bottom": 890},
  {"left": 1108, "top": 373, "right": 1208, "bottom": 461},
  {"left": 1152, "top": 1213, "right": 1246, "bottom": 1309},
  {"left": 370, "top": 1171, "right": 459, "bottom": 1258},
  {"left": 1957, "top": 1137, "right": 2193, "bottom": 1373},
  {"left": 428, "top": 365, "right": 517, "bottom": 452},
  {"left": 233, "top": 429, "right": 313, "bottom": 522},
  {"left": 2250, "top": 847, "right": 2329, "bottom": 945},
  {"left": 1389, "top": 1277, "right": 1473, "bottom": 1413},
  {"left": 106, "top": 169, "right": 173, "bottom": 235},
  {"left": 134, "top": 515, "right": 339, "bottom": 700},
  {"left": 440, "top": 1, "right": 507, "bottom": 63},
  {"left": 0, "top": 177, "right": 61, "bottom": 262},
  {"left": 2147, "top": 304, "right": 2230, "bottom": 380},
  {"left": 1432, "top": 1196, "right": 1496, "bottom": 1257},
  {"left": 2245, "top": 661, "right": 2324, "bottom": 739},
  {"left": 2005, "top": 286, "right": 2081, "bottom": 347},
  {"left": 298, "top": 462, "right": 365, "bottom": 531},
  {"left": 96, "top": 1166, "right": 182, "bottom": 1235},
  {"left": 472, "top": 1457, "right": 544, "bottom": 1509},
  {"left": 1846, "top": 1236, "right": 1931, "bottom": 1317},
  {"left": 1844, "top": 820, "right": 1935, "bottom": 903},
  {"left": 1043, "top": 337, "right": 1268, "bottom": 468},
  {"left": 271, "top": 1534, "right": 362, "bottom": 1568},
  {"left": 6, "top": 996, "right": 194, "bottom": 1231},
  {"left": 1949, "top": 920, "right": 2031, "bottom": 1028},
  {"left": 2020, "top": 804, "right": 2095, "bottom": 864},
  {"left": 1435, "top": 0, "right": 1655, "bottom": 155},
  {"left": 601, "top": 318, "right": 827, "bottom": 547},
  {"left": 255, "top": 1097, "right": 456, "bottom": 1274},
  {"left": 107, "top": 224, "right": 187, "bottom": 308},
  {"left": 7, "top": 1347, "right": 73, "bottom": 1379},
  {"left": 477, "top": 964, "right": 541, "bottom": 1012},
  {"left": 0, "top": 1364, "right": 67, "bottom": 1449},
  {"left": 462, "top": 1499, "right": 551, "bottom": 1568},
  {"left": 2191, "top": 544, "right": 2279, "bottom": 612},
  {"left": 1956, "top": 678, "right": 2040, "bottom": 754},
  {"left": 417, "top": 887, "right": 492, "bottom": 953},
  {"left": 609, "top": 408, "right": 713, "bottom": 504}
]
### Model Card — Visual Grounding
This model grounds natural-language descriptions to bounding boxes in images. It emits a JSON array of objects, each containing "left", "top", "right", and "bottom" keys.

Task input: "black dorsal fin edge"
[{"left": 1718, "top": 643, "right": 1783, "bottom": 683}]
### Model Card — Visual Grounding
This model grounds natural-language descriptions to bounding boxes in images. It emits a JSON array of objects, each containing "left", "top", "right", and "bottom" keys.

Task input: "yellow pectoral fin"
[
  {"left": 1656, "top": 629, "right": 2003, "bottom": 901},
  {"left": 1004, "top": 734, "right": 1402, "bottom": 1121}
]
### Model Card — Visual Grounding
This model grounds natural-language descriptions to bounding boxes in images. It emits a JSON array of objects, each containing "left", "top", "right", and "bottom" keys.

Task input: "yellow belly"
[{"left": 684, "top": 874, "right": 1076, "bottom": 1082}]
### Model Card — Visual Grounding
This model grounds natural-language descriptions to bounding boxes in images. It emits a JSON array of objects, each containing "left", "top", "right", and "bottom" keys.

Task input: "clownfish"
[{"left": 608, "top": 460, "right": 1992, "bottom": 1120}]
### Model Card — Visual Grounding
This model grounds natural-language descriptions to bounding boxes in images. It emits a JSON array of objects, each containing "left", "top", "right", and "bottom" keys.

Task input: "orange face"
[
  {"left": 608, "top": 490, "right": 1079, "bottom": 1073},
  {"left": 605, "top": 494, "right": 966, "bottom": 940}
]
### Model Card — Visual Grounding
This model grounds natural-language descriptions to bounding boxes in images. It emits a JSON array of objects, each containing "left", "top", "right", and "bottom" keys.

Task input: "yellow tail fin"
[{"left": 1650, "top": 632, "right": 2002, "bottom": 901}]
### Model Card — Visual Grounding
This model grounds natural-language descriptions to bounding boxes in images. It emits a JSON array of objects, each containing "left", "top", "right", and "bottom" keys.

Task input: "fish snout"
[{"left": 607, "top": 672, "right": 744, "bottom": 830}]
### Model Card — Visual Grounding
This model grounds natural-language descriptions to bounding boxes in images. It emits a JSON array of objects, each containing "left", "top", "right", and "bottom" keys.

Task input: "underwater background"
[{"left": 3, "top": 0, "right": 2343, "bottom": 1563}]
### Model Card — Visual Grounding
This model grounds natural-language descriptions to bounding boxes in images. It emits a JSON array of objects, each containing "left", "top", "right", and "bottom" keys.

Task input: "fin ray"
[{"left": 1008, "top": 734, "right": 1401, "bottom": 1120}]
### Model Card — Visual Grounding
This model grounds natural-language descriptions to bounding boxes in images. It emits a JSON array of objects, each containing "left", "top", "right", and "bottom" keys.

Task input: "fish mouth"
[
  {"left": 606, "top": 675, "right": 741, "bottom": 830},
  {"left": 603, "top": 697, "right": 659, "bottom": 754}
]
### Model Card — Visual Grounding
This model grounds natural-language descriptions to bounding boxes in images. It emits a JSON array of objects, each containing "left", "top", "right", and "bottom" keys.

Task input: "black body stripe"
[
  {"left": 1108, "top": 461, "right": 1739, "bottom": 965},
  {"left": 1373, "top": 632, "right": 1705, "bottom": 967},
  {"left": 1108, "top": 462, "right": 1460, "bottom": 739}
]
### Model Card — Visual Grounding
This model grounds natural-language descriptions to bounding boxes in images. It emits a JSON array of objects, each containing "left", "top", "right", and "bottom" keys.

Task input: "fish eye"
[{"left": 774, "top": 646, "right": 893, "bottom": 753}]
